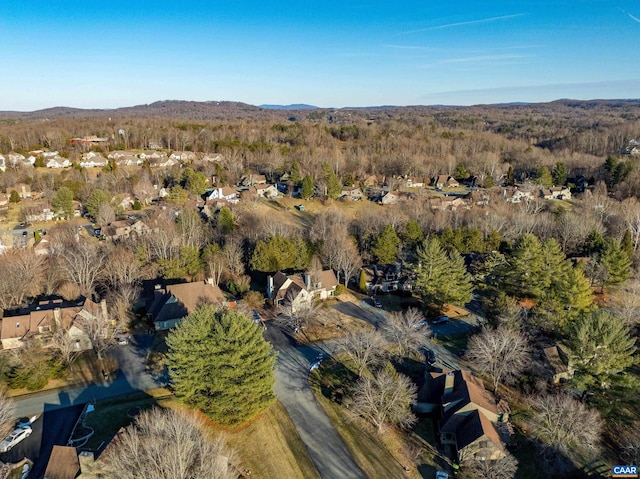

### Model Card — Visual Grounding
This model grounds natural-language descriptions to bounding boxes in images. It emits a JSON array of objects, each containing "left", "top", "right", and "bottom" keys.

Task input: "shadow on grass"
[{"left": 310, "top": 359, "right": 358, "bottom": 404}]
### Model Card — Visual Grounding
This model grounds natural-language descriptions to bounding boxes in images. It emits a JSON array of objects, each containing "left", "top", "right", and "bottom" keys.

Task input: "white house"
[
  {"left": 169, "top": 151, "right": 197, "bottom": 162},
  {"left": 46, "top": 157, "right": 71, "bottom": 168},
  {"left": 267, "top": 270, "right": 339, "bottom": 312},
  {"left": 207, "top": 186, "right": 239, "bottom": 204},
  {"left": 0, "top": 154, "right": 5, "bottom": 172},
  {"left": 80, "top": 151, "right": 108, "bottom": 168}
]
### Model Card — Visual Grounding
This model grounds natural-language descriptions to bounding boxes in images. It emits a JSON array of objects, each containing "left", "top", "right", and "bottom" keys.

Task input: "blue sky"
[{"left": 1, "top": 1, "right": 639, "bottom": 110}]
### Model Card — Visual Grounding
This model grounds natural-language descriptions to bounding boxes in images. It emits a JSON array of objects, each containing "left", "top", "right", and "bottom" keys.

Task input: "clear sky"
[{"left": 1, "top": 1, "right": 639, "bottom": 110}]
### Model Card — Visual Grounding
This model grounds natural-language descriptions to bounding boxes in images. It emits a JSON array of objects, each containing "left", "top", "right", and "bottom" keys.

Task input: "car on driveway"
[
  {"left": 116, "top": 336, "right": 129, "bottom": 345},
  {"left": 0, "top": 427, "right": 32, "bottom": 452},
  {"left": 371, "top": 296, "right": 383, "bottom": 308},
  {"left": 424, "top": 349, "right": 436, "bottom": 366},
  {"left": 432, "top": 315, "right": 450, "bottom": 325}
]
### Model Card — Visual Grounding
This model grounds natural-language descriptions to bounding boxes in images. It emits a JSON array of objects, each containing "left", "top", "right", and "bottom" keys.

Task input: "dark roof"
[{"left": 149, "top": 282, "right": 225, "bottom": 324}]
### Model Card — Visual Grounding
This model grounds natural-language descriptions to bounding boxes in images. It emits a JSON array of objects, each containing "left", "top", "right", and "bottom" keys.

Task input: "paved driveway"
[
  {"left": 265, "top": 324, "right": 365, "bottom": 479},
  {"left": 13, "top": 334, "right": 164, "bottom": 418}
]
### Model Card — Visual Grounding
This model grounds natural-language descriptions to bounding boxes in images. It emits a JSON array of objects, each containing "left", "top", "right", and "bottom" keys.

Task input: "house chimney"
[
  {"left": 100, "top": 299, "right": 108, "bottom": 319},
  {"left": 78, "top": 451, "right": 95, "bottom": 474},
  {"left": 267, "top": 275, "right": 274, "bottom": 299},
  {"left": 304, "top": 273, "right": 311, "bottom": 290},
  {"left": 444, "top": 371, "right": 455, "bottom": 397}
]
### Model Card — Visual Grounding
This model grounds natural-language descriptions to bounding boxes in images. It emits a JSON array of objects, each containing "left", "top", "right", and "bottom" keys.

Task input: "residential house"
[
  {"left": 0, "top": 154, "right": 5, "bottom": 172},
  {"left": 267, "top": 270, "right": 339, "bottom": 312},
  {"left": 34, "top": 237, "right": 51, "bottom": 256},
  {"left": 340, "top": 186, "right": 364, "bottom": 200},
  {"left": 379, "top": 191, "right": 398, "bottom": 205},
  {"left": 201, "top": 153, "right": 223, "bottom": 163},
  {"left": 464, "top": 190, "right": 490, "bottom": 207},
  {"left": 6, "top": 152, "right": 26, "bottom": 168},
  {"left": 434, "top": 175, "right": 460, "bottom": 189},
  {"left": 420, "top": 370, "right": 508, "bottom": 462},
  {"left": 368, "top": 263, "right": 412, "bottom": 293},
  {"left": 79, "top": 151, "right": 108, "bottom": 168},
  {"left": 542, "top": 345, "right": 574, "bottom": 384},
  {"left": 362, "top": 174, "right": 385, "bottom": 188},
  {"left": 541, "top": 186, "right": 572, "bottom": 200},
  {"left": 240, "top": 173, "right": 268, "bottom": 186},
  {"left": 401, "top": 176, "right": 429, "bottom": 188},
  {"left": 69, "top": 136, "right": 108, "bottom": 147},
  {"left": 0, "top": 298, "right": 105, "bottom": 350},
  {"left": 46, "top": 156, "right": 72, "bottom": 168},
  {"left": 429, "top": 196, "right": 469, "bottom": 212},
  {"left": 147, "top": 280, "right": 227, "bottom": 330},
  {"left": 139, "top": 151, "right": 170, "bottom": 166},
  {"left": 101, "top": 219, "right": 150, "bottom": 241},
  {"left": 206, "top": 186, "right": 239, "bottom": 204},
  {"left": 502, "top": 186, "right": 535, "bottom": 203},
  {"left": 169, "top": 151, "right": 197, "bottom": 163},
  {"left": 253, "top": 184, "right": 279, "bottom": 199},
  {"left": 11, "top": 183, "right": 32, "bottom": 199},
  {"left": 109, "top": 151, "right": 142, "bottom": 166},
  {"left": 25, "top": 206, "right": 55, "bottom": 223}
]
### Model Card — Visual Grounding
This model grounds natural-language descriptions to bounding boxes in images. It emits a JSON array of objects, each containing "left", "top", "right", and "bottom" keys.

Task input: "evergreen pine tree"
[
  {"left": 52, "top": 187, "right": 75, "bottom": 218},
  {"left": 601, "top": 240, "right": 633, "bottom": 290},
  {"left": 414, "top": 236, "right": 473, "bottom": 308},
  {"left": 569, "top": 309, "right": 636, "bottom": 390},
  {"left": 552, "top": 161, "right": 568, "bottom": 186},
  {"left": 250, "top": 235, "right": 310, "bottom": 272},
  {"left": 166, "top": 305, "right": 277, "bottom": 427},
  {"left": 535, "top": 166, "right": 553, "bottom": 188},
  {"left": 371, "top": 225, "right": 401, "bottom": 264},
  {"left": 322, "top": 162, "right": 342, "bottom": 200},
  {"left": 358, "top": 269, "right": 368, "bottom": 293},
  {"left": 9, "top": 190, "right": 20, "bottom": 203},
  {"left": 621, "top": 229, "right": 634, "bottom": 260},
  {"left": 301, "top": 174, "right": 314, "bottom": 199},
  {"left": 499, "top": 234, "right": 550, "bottom": 299}
]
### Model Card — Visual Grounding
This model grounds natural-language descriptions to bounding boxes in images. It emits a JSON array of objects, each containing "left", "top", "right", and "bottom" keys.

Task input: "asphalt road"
[
  {"left": 265, "top": 323, "right": 365, "bottom": 479},
  {"left": 13, "top": 334, "right": 163, "bottom": 418}
]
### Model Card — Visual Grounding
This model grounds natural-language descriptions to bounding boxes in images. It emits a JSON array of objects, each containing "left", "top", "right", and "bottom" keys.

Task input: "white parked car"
[
  {"left": 116, "top": 337, "right": 129, "bottom": 345},
  {"left": 0, "top": 426, "right": 32, "bottom": 452}
]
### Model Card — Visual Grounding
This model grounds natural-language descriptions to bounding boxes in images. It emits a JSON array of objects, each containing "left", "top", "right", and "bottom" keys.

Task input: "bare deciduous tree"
[
  {"left": 382, "top": 308, "right": 431, "bottom": 358},
  {"left": 335, "top": 329, "right": 387, "bottom": 377},
  {"left": 461, "top": 453, "right": 518, "bottom": 479},
  {"left": 528, "top": 393, "right": 602, "bottom": 474},
  {"left": 0, "top": 393, "right": 16, "bottom": 439},
  {"left": 278, "top": 295, "right": 319, "bottom": 332},
  {"left": 222, "top": 237, "right": 245, "bottom": 277},
  {"left": 178, "top": 208, "right": 208, "bottom": 249},
  {"left": 335, "top": 236, "right": 363, "bottom": 286},
  {"left": 103, "top": 407, "right": 237, "bottom": 479},
  {"left": 620, "top": 429, "right": 640, "bottom": 466},
  {"left": 51, "top": 235, "right": 107, "bottom": 297},
  {"left": 0, "top": 249, "right": 43, "bottom": 311},
  {"left": 50, "top": 327, "right": 82, "bottom": 371},
  {"left": 78, "top": 307, "right": 123, "bottom": 361},
  {"left": 95, "top": 202, "right": 116, "bottom": 226},
  {"left": 101, "top": 248, "right": 141, "bottom": 289},
  {"left": 132, "top": 176, "right": 155, "bottom": 205},
  {"left": 349, "top": 364, "right": 417, "bottom": 432},
  {"left": 466, "top": 326, "right": 529, "bottom": 393}
]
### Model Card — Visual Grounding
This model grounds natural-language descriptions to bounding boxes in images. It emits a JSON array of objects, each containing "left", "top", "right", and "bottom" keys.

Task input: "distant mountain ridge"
[
  {"left": 0, "top": 98, "right": 638, "bottom": 121},
  {"left": 259, "top": 104, "right": 319, "bottom": 110}
]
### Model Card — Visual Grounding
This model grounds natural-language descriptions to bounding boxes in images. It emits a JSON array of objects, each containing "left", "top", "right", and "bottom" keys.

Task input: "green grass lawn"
[{"left": 82, "top": 390, "right": 172, "bottom": 450}]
